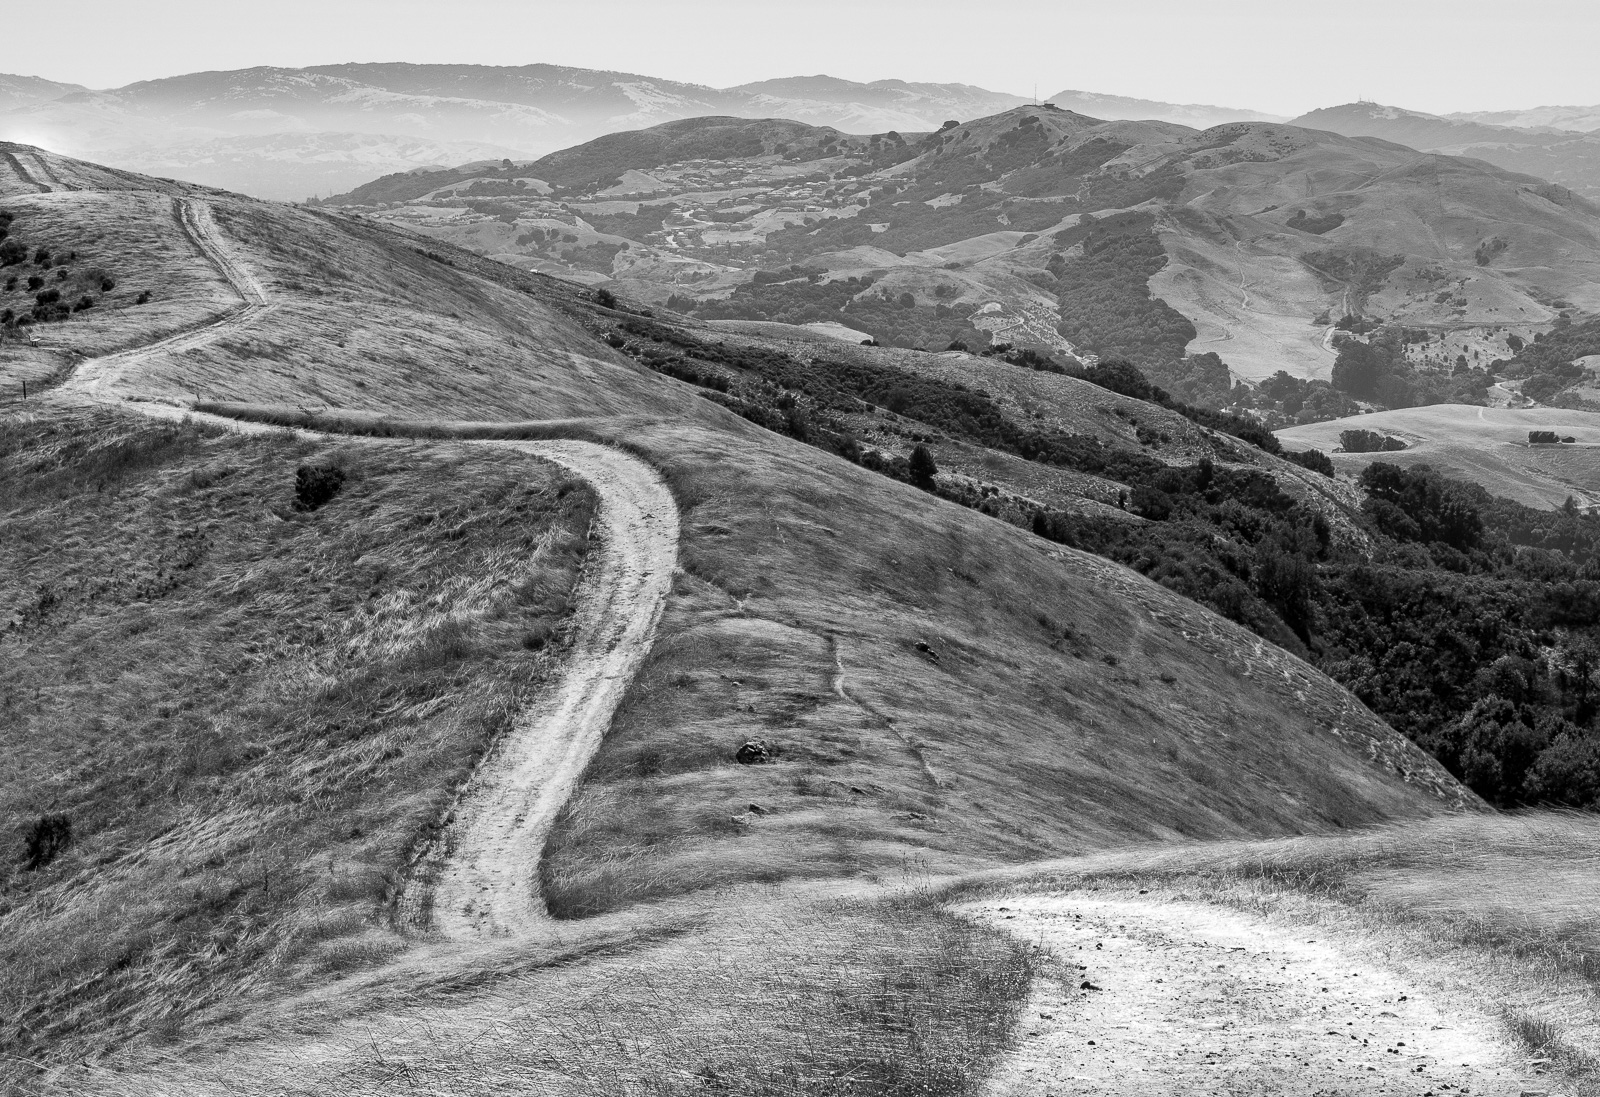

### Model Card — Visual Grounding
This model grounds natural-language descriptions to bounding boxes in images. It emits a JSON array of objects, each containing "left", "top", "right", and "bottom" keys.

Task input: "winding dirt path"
[
  {"left": 38, "top": 194, "right": 681, "bottom": 940},
  {"left": 969, "top": 893, "right": 1556, "bottom": 1096},
  {"left": 64, "top": 198, "right": 274, "bottom": 399},
  {"left": 418, "top": 443, "right": 675, "bottom": 936}
]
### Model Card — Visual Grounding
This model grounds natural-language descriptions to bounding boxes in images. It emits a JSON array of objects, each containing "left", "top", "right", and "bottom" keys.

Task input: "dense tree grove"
[
  {"left": 607, "top": 315, "right": 1600, "bottom": 809},
  {"left": 1329, "top": 328, "right": 1492, "bottom": 408},
  {"left": 1047, "top": 214, "right": 1198, "bottom": 370}
]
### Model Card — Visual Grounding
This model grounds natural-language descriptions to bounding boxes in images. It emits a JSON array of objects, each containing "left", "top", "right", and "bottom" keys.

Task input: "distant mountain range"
[
  {"left": 326, "top": 106, "right": 1600, "bottom": 386},
  {"left": 1292, "top": 102, "right": 1600, "bottom": 198},
  {"left": 0, "top": 64, "right": 1279, "bottom": 199},
  {"left": 1045, "top": 89, "right": 1283, "bottom": 129}
]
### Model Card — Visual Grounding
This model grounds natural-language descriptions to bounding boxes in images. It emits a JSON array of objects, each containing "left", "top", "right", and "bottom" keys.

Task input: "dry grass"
[
  {"left": 0, "top": 409, "right": 595, "bottom": 1080},
  {"left": 41, "top": 893, "right": 1035, "bottom": 1097},
  {"left": 104, "top": 200, "right": 710, "bottom": 422},
  {"left": 1279, "top": 403, "right": 1600, "bottom": 509},
  {"left": 0, "top": 190, "right": 236, "bottom": 399},
  {"left": 949, "top": 810, "right": 1600, "bottom": 1093},
  {"left": 209, "top": 403, "right": 1477, "bottom": 920}
]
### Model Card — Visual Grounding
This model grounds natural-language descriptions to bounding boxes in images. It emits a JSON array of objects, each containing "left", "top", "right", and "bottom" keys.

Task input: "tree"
[
  {"left": 1331, "top": 340, "right": 1388, "bottom": 400},
  {"left": 908, "top": 444, "right": 938, "bottom": 488}
]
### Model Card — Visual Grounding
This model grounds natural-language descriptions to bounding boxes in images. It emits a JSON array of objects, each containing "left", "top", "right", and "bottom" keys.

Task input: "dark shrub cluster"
[{"left": 294, "top": 463, "right": 346, "bottom": 511}]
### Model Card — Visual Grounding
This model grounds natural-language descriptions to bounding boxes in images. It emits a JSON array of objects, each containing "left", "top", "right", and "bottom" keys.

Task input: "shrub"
[
  {"left": 73, "top": 295, "right": 94, "bottom": 312},
  {"left": 595, "top": 287, "right": 618, "bottom": 309},
  {"left": 0, "top": 239, "right": 23, "bottom": 266},
  {"left": 135, "top": 290, "right": 152, "bottom": 304},
  {"left": 33, "top": 247, "right": 50, "bottom": 266},
  {"left": 1340, "top": 428, "right": 1406, "bottom": 453},
  {"left": 99, "top": 277, "right": 116, "bottom": 292},
  {"left": 1285, "top": 448, "right": 1335, "bottom": 477},
  {"left": 908, "top": 444, "right": 938, "bottom": 488},
  {"left": 35, "top": 288, "right": 60, "bottom": 306},
  {"left": 293, "top": 463, "right": 346, "bottom": 511},
  {"left": 23, "top": 814, "right": 71, "bottom": 870},
  {"left": 26, "top": 275, "right": 43, "bottom": 291}
]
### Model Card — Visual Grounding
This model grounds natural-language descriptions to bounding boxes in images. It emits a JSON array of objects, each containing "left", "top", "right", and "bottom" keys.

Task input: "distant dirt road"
[
  {"left": 45, "top": 193, "right": 681, "bottom": 941},
  {"left": 969, "top": 893, "right": 1553, "bottom": 1096},
  {"left": 63, "top": 198, "right": 274, "bottom": 398}
]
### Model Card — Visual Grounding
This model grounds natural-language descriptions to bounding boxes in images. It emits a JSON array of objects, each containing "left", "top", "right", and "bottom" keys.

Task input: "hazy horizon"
[{"left": 8, "top": 0, "right": 1599, "bottom": 119}]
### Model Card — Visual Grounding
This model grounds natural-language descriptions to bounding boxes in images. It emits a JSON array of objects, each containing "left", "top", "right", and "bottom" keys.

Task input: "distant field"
[{"left": 1278, "top": 403, "right": 1600, "bottom": 509}]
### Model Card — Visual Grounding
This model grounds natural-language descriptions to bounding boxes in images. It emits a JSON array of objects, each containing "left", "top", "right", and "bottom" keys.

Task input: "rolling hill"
[
  {"left": 329, "top": 106, "right": 1600, "bottom": 386},
  {"left": 0, "top": 65, "right": 1291, "bottom": 202},
  {"left": 1294, "top": 101, "right": 1600, "bottom": 200},
  {"left": 0, "top": 66, "right": 1026, "bottom": 200},
  {"left": 0, "top": 142, "right": 1489, "bottom": 1081},
  {"left": 1277, "top": 404, "right": 1600, "bottom": 509}
]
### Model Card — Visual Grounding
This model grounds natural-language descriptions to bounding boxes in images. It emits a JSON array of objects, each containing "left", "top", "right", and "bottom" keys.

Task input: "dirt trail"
[
  {"left": 2, "top": 149, "right": 49, "bottom": 192},
  {"left": 414, "top": 439, "right": 675, "bottom": 936},
  {"left": 38, "top": 191, "right": 682, "bottom": 941},
  {"left": 969, "top": 893, "right": 1558, "bottom": 1096},
  {"left": 63, "top": 197, "right": 274, "bottom": 399}
]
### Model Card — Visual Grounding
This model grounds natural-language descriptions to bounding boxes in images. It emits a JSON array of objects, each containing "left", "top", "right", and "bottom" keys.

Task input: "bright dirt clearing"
[{"left": 968, "top": 892, "right": 1561, "bottom": 1097}]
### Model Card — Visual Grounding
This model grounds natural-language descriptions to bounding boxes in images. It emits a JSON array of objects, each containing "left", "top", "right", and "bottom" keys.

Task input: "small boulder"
[{"left": 735, "top": 740, "right": 770, "bottom": 765}]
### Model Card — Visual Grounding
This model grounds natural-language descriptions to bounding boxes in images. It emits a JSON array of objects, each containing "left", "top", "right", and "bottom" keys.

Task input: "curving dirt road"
[
  {"left": 416, "top": 441, "right": 675, "bottom": 936},
  {"left": 64, "top": 198, "right": 274, "bottom": 399},
  {"left": 40, "top": 193, "right": 681, "bottom": 941},
  {"left": 970, "top": 893, "right": 1556, "bottom": 1096}
]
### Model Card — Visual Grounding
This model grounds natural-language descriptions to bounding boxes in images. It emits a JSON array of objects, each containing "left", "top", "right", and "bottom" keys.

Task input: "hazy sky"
[{"left": 13, "top": 0, "right": 1600, "bottom": 116}]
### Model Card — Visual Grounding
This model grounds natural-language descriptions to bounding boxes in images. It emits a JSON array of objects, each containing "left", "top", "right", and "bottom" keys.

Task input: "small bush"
[
  {"left": 595, "top": 287, "right": 618, "bottom": 309},
  {"left": 23, "top": 814, "right": 71, "bottom": 870},
  {"left": 73, "top": 295, "right": 94, "bottom": 312},
  {"left": 35, "top": 288, "right": 60, "bottom": 306},
  {"left": 26, "top": 275, "right": 43, "bottom": 291},
  {"left": 1285, "top": 448, "right": 1335, "bottom": 477},
  {"left": 909, "top": 444, "right": 938, "bottom": 488},
  {"left": 33, "top": 248, "right": 50, "bottom": 266},
  {"left": 293, "top": 463, "right": 346, "bottom": 511},
  {"left": 135, "top": 290, "right": 152, "bottom": 304},
  {"left": 0, "top": 239, "right": 24, "bottom": 266}
]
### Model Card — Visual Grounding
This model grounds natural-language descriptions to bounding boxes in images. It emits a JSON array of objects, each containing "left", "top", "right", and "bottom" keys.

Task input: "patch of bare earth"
[{"left": 969, "top": 892, "right": 1559, "bottom": 1097}]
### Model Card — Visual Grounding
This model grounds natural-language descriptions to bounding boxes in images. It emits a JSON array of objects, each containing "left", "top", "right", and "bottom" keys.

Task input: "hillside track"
[
  {"left": 417, "top": 441, "right": 675, "bottom": 936},
  {"left": 970, "top": 893, "right": 1550, "bottom": 1096},
  {"left": 1, "top": 148, "right": 49, "bottom": 192},
  {"left": 34, "top": 189, "right": 681, "bottom": 941},
  {"left": 60, "top": 197, "right": 275, "bottom": 399}
]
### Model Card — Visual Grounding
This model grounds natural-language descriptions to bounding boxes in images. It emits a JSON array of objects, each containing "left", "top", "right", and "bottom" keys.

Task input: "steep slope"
[
  {"left": 1295, "top": 101, "right": 1600, "bottom": 199},
  {"left": 0, "top": 145, "right": 1477, "bottom": 1075}
]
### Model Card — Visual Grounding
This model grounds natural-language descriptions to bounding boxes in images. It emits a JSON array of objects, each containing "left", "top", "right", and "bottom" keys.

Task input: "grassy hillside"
[
  {"left": 1279, "top": 404, "right": 1600, "bottom": 509},
  {"left": 0, "top": 411, "right": 595, "bottom": 1067},
  {"left": 0, "top": 146, "right": 1484, "bottom": 1083}
]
